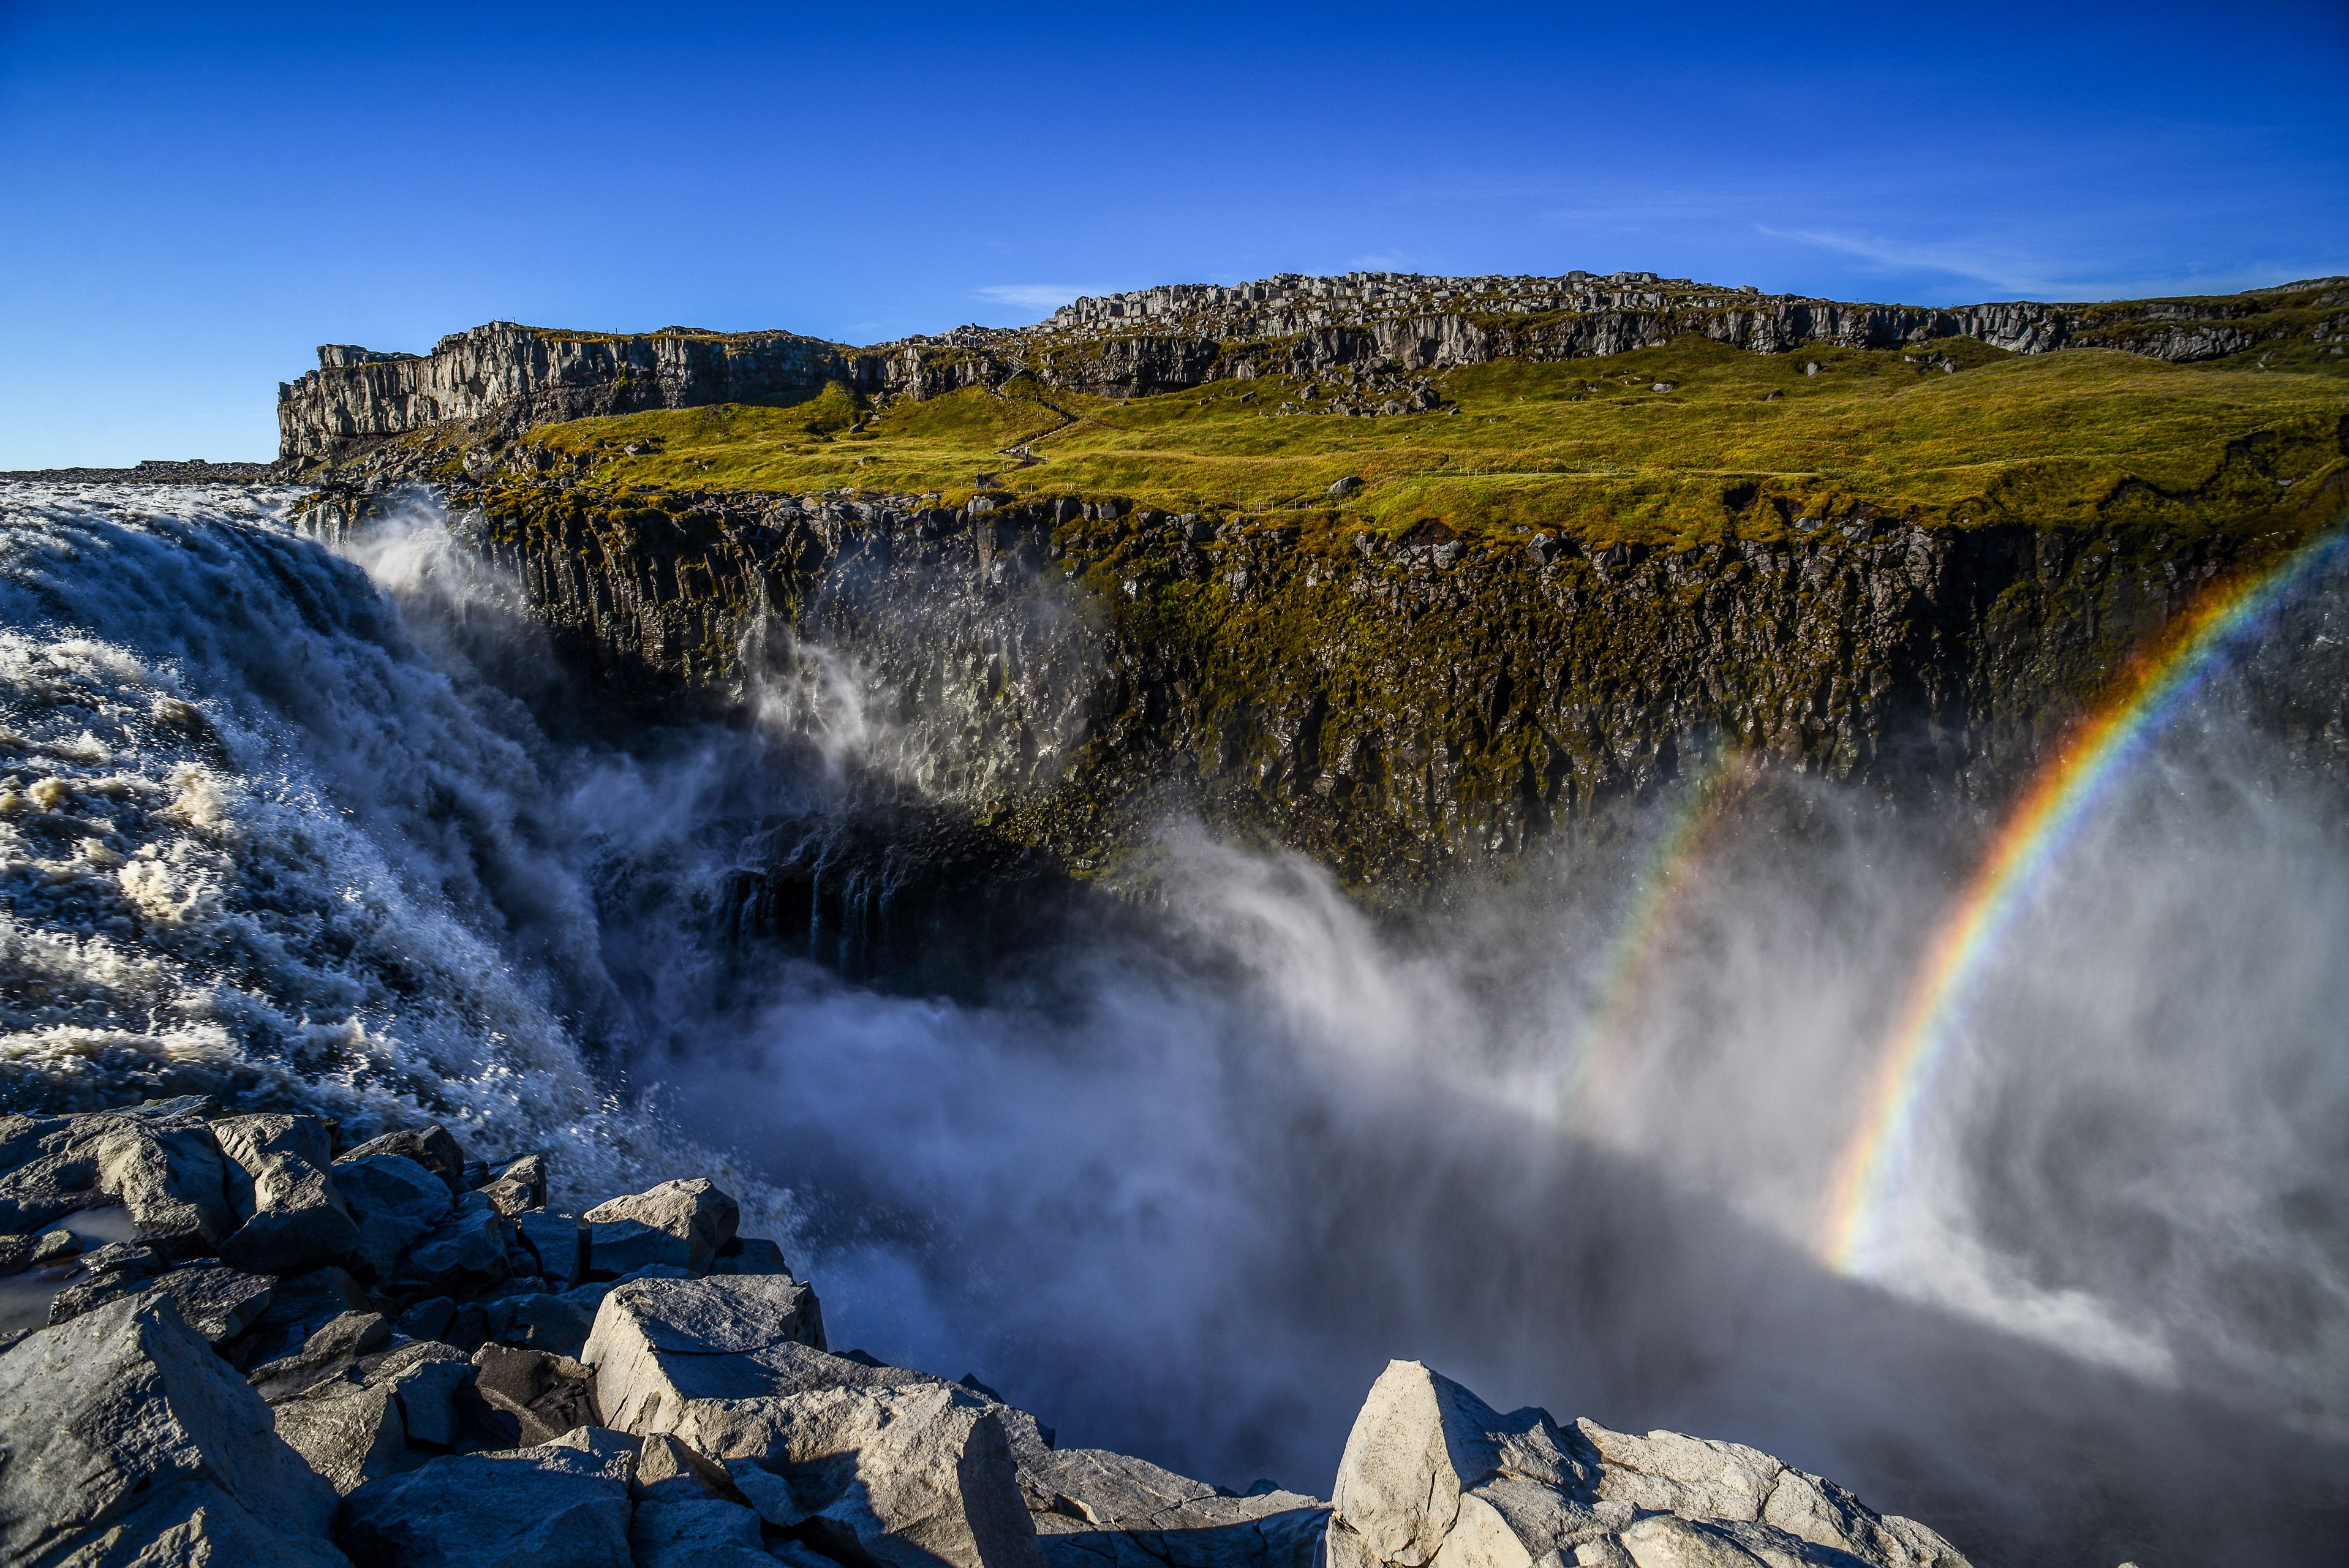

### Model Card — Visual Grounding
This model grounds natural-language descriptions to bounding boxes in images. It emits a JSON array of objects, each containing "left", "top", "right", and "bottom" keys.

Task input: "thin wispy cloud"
[
  {"left": 971, "top": 284, "right": 1102, "bottom": 312},
  {"left": 1755, "top": 224, "right": 2337, "bottom": 303}
]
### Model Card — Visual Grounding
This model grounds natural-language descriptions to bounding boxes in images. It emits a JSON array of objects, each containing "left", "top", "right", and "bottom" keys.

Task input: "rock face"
[
  {"left": 1326, "top": 1362, "right": 1966, "bottom": 1568},
  {"left": 315, "top": 452, "right": 2347, "bottom": 908},
  {"left": 274, "top": 275, "right": 2349, "bottom": 459}
]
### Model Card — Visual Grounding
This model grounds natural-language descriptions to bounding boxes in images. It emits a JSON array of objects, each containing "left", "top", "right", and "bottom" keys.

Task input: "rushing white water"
[{"left": 3, "top": 483, "right": 2343, "bottom": 1566}]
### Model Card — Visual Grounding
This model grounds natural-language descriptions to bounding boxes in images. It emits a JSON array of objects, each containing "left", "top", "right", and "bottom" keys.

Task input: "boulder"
[
  {"left": 84, "top": 1115, "right": 238, "bottom": 1256},
  {"left": 30, "top": 1227, "right": 82, "bottom": 1264},
  {"left": 369, "top": 1340, "right": 476, "bottom": 1450},
  {"left": 1325, "top": 1364, "right": 1969, "bottom": 1568},
  {"left": 470, "top": 1341, "right": 600, "bottom": 1447},
  {"left": 249, "top": 1310, "right": 394, "bottom": 1402},
  {"left": 45, "top": 1238, "right": 164, "bottom": 1324},
  {"left": 399, "top": 1295, "right": 457, "bottom": 1341},
  {"left": 276, "top": 1375, "right": 407, "bottom": 1494},
  {"left": 393, "top": 1193, "right": 513, "bottom": 1297},
  {"left": 1572, "top": 1419, "right": 1969, "bottom": 1568},
  {"left": 511, "top": 1209, "right": 585, "bottom": 1289},
  {"left": 730, "top": 1381, "right": 1046, "bottom": 1568},
  {"left": 337, "top": 1153, "right": 454, "bottom": 1273},
  {"left": 583, "top": 1177, "right": 738, "bottom": 1275},
  {"left": 1025, "top": 1447, "right": 1328, "bottom": 1568},
  {"left": 0, "top": 1232, "right": 32, "bottom": 1275},
  {"left": 341, "top": 1124, "right": 469, "bottom": 1194},
  {"left": 634, "top": 1429, "right": 746, "bottom": 1501},
  {"left": 582, "top": 1273, "right": 828, "bottom": 1432},
  {"left": 0, "top": 1145, "right": 102, "bottom": 1234},
  {"left": 477, "top": 1153, "right": 548, "bottom": 1216},
  {"left": 1332, "top": 1361, "right": 1597, "bottom": 1568},
  {"left": 216, "top": 1113, "right": 361, "bottom": 1275},
  {"left": 336, "top": 1429, "right": 635, "bottom": 1568},
  {"left": 0, "top": 1293, "right": 345, "bottom": 1567},
  {"left": 142, "top": 1262, "right": 277, "bottom": 1344}
]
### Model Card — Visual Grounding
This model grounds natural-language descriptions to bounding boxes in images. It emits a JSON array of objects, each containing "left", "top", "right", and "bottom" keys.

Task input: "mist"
[{"left": 3, "top": 484, "right": 2343, "bottom": 1566}]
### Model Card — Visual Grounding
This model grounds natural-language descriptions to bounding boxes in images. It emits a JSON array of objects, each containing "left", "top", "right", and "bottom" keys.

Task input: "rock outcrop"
[
  {"left": 0, "top": 1099, "right": 1978, "bottom": 1568},
  {"left": 1325, "top": 1361, "right": 1965, "bottom": 1568},
  {"left": 274, "top": 274, "right": 2349, "bottom": 459}
]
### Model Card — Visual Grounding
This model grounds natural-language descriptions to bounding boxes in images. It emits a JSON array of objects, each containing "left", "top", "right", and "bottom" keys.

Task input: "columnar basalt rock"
[{"left": 301, "top": 469, "right": 2348, "bottom": 899}]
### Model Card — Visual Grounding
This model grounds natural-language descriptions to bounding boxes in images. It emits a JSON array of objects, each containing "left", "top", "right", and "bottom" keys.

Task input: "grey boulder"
[
  {"left": 583, "top": 1177, "right": 739, "bottom": 1275},
  {"left": 1325, "top": 1362, "right": 1969, "bottom": 1568},
  {"left": 340, "top": 1123, "right": 470, "bottom": 1196},
  {"left": 216, "top": 1113, "right": 362, "bottom": 1276},
  {"left": 337, "top": 1153, "right": 454, "bottom": 1273},
  {"left": 141, "top": 1262, "right": 277, "bottom": 1344},
  {"left": 511, "top": 1208, "right": 585, "bottom": 1289},
  {"left": 1027, "top": 1447, "right": 1327, "bottom": 1568},
  {"left": 276, "top": 1374, "right": 407, "bottom": 1494},
  {"left": 336, "top": 1428, "right": 636, "bottom": 1568},
  {"left": 85, "top": 1113, "right": 238, "bottom": 1256},
  {"left": 249, "top": 1310, "right": 394, "bottom": 1402},
  {"left": 392, "top": 1193, "right": 513, "bottom": 1298},
  {"left": 483, "top": 1288, "right": 598, "bottom": 1358},
  {"left": 0, "top": 1292, "right": 345, "bottom": 1567},
  {"left": 582, "top": 1273, "right": 828, "bottom": 1433}
]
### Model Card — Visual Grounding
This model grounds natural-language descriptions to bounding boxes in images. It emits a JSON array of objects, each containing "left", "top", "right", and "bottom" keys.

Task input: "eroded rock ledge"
[{"left": 0, "top": 1096, "right": 1970, "bottom": 1568}]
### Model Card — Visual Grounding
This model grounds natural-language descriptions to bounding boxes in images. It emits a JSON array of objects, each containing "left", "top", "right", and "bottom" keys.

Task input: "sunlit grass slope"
[{"left": 524, "top": 337, "right": 2349, "bottom": 545}]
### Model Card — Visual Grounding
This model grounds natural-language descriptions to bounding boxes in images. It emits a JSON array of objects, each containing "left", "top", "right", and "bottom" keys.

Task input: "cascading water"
[{"left": 2, "top": 481, "right": 2343, "bottom": 1566}]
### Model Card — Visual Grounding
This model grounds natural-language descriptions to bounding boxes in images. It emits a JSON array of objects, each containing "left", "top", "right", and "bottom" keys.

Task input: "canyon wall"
[
  {"left": 277, "top": 274, "right": 2349, "bottom": 458},
  {"left": 300, "top": 441, "right": 2349, "bottom": 899}
]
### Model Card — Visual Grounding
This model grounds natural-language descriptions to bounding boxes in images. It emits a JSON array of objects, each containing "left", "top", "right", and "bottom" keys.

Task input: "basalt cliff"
[
  {"left": 280, "top": 271, "right": 2349, "bottom": 921},
  {"left": 278, "top": 270, "right": 2349, "bottom": 461}
]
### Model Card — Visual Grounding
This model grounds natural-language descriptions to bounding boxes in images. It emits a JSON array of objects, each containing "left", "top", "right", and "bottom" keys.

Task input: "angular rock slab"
[
  {"left": 726, "top": 1381, "right": 1047, "bottom": 1568},
  {"left": 1332, "top": 1360, "right": 1595, "bottom": 1568},
  {"left": 336, "top": 1431, "right": 635, "bottom": 1568},
  {"left": 336, "top": 1153, "right": 453, "bottom": 1273},
  {"left": 583, "top": 1177, "right": 739, "bottom": 1275},
  {"left": 1327, "top": 1363, "right": 1969, "bottom": 1568},
  {"left": 1028, "top": 1447, "right": 1328, "bottom": 1568},
  {"left": 583, "top": 1273, "right": 828, "bottom": 1433},
  {"left": 0, "top": 1293, "right": 345, "bottom": 1567},
  {"left": 340, "top": 1124, "right": 469, "bottom": 1196},
  {"left": 216, "top": 1113, "right": 361, "bottom": 1276},
  {"left": 1574, "top": 1420, "right": 1970, "bottom": 1568},
  {"left": 276, "top": 1376, "right": 407, "bottom": 1495}
]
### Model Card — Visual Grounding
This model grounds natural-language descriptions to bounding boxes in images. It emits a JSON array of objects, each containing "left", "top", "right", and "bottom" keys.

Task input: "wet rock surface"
[{"left": 0, "top": 1099, "right": 1978, "bottom": 1568}]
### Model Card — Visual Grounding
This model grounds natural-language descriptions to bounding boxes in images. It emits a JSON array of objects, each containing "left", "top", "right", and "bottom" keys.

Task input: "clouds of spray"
[{"left": 5, "top": 485, "right": 2342, "bottom": 1566}]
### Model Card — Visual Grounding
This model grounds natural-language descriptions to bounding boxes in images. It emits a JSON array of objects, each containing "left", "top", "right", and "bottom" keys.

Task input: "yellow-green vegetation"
[{"left": 524, "top": 336, "right": 2349, "bottom": 547}]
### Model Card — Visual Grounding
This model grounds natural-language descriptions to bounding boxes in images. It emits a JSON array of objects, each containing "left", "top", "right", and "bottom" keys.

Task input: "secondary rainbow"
[
  {"left": 1563, "top": 746, "right": 1752, "bottom": 1130},
  {"left": 1821, "top": 522, "right": 2349, "bottom": 1275}
]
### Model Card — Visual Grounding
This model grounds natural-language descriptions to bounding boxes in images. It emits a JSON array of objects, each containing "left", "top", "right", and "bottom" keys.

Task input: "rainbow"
[
  {"left": 1821, "top": 522, "right": 2349, "bottom": 1275},
  {"left": 1563, "top": 746, "right": 1753, "bottom": 1130}
]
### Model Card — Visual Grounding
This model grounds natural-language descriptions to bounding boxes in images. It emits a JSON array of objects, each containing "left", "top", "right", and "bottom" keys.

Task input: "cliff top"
[{"left": 466, "top": 335, "right": 2348, "bottom": 548}]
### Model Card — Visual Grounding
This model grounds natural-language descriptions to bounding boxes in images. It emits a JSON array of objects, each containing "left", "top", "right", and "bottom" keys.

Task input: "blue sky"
[{"left": 2, "top": 1, "right": 2344, "bottom": 467}]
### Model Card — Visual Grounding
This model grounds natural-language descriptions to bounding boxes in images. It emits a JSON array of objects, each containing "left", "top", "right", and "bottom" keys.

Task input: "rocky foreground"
[{"left": 0, "top": 1097, "right": 1972, "bottom": 1568}]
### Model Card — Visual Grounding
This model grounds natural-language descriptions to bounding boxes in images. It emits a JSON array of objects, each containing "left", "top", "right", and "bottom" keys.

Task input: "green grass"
[{"left": 521, "top": 336, "right": 2349, "bottom": 546}]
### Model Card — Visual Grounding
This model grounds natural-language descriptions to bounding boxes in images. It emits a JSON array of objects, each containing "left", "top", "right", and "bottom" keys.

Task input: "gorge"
[{"left": 2, "top": 270, "right": 2348, "bottom": 1567}]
